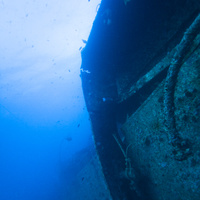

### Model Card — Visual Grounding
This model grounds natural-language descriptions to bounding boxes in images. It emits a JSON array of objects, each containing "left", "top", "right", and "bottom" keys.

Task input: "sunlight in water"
[
  {"left": 0, "top": 0, "right": 100, "bottom": 126},
  {"left": 0, "top": 0, "right": 101, "bottom": 200}
]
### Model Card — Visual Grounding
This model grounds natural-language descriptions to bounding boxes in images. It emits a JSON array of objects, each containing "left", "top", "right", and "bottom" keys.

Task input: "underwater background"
[
  {"left": 0, "top": 0, "right": 101, "bottom": 199},
  {"left": 1, "top": 0, "right": 200, "bottom": 200}
]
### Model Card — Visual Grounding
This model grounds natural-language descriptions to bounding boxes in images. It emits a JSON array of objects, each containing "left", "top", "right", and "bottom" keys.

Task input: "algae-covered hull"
[{"left": 81, "top": 1, "right": 200, "bottom": 199}]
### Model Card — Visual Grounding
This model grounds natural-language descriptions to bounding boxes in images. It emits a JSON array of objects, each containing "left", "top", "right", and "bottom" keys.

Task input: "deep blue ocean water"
[
  {"left": 0, "top": 106, "right": 94, "bottom": 200},
  {"left": 0, "top": 1, "right": 100, "bottom": 199}
]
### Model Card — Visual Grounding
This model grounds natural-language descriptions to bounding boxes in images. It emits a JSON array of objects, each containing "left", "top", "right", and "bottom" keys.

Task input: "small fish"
[
  {"left": 102, "top": 97, "right": 113, "bottom": 102},
  {"left": 82, "top": 39, "right": 87, "bottom": 44},
  {"left": 124, "top": 0, "right": 131, "bottom": 6},
  {"left": 65, "top": 137, "right": 72, "bottom": 141},
  {"left": 80, "top": 68, "right": 91, "bottom": 74}
]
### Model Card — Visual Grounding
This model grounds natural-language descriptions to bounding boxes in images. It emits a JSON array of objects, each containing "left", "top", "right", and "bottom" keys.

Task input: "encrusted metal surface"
[{"left": 122, "top": 44, "right": 200, "bottom": 200}]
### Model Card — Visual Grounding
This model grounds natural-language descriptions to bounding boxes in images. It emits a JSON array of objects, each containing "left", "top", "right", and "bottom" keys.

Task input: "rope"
[{"left": 164, "top": 13, "right": 200, "bottom": 160}]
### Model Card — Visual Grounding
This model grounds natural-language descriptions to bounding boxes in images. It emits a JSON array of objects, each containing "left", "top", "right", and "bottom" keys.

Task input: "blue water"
[
  {"left": 0, "top": 52, "right": 94, "bottom": 200},
  {"left": 0, "top": 106, "right": 93, "bottom": 200},
  {"left": 0, "top": 1, "right": 101, "bottom": 199}
]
